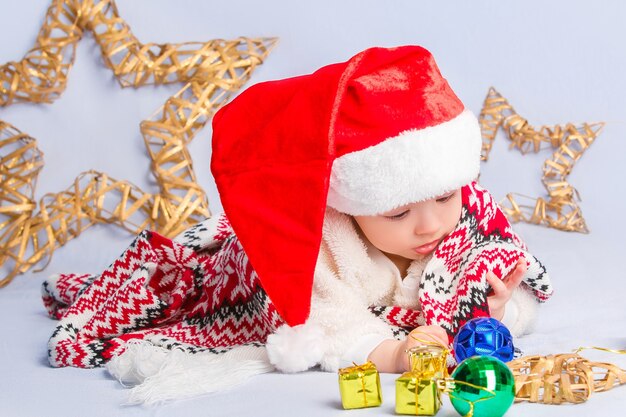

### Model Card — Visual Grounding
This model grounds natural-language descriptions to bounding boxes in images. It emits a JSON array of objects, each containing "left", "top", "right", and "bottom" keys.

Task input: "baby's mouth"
[{"left": 413, "top": 239, "right": 440, "bottom": 255}]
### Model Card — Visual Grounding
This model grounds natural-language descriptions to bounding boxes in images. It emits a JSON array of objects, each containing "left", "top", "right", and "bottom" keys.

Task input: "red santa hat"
[{"left": 211, "top": 45, "right": 481, "bottom": 328}]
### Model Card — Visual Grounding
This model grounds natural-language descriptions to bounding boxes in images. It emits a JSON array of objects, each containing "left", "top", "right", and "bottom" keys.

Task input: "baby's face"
[{"left": 353, "top": 188, "right": 462, "bottom": 261}]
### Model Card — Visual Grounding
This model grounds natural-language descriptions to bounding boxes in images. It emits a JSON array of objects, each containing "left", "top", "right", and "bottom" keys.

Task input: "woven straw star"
[
  {"left": 479, "top": 87, "right": 603, "bottom": 233},
  {"left": 0, "top": 0, "right": 277, "bottom": 286}
]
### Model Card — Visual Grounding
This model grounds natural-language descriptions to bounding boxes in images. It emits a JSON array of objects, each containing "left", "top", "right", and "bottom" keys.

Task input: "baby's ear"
[{"left": 265, "top": 323, "right": 325, "bottom": 373}]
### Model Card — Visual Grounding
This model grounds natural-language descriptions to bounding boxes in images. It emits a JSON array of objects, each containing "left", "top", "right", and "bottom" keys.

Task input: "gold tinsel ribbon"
[
  {"left": 508, "top": 347, "right": 626, "bottom": 404},
  {"left": 479, "top": 87, "right": 604, "bottom": 233},
  {"left": 0, "top": 0, "right": 277, "bottom": 286}
]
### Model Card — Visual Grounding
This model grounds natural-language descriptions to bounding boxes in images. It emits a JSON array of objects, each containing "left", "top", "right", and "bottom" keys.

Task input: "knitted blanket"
[{"left": 43, "top": 182, "right": 552, "bottom": 369}]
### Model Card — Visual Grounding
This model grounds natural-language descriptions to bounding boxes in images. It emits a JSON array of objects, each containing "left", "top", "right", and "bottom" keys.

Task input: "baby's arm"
[{"left": 367, "top": 325, "right": 448, "bottom": 373}]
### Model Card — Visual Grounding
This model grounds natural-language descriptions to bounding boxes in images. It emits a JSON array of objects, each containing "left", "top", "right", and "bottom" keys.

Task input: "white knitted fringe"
[{"left": 106, "top": 340, "right": 274, "bottom": 405}]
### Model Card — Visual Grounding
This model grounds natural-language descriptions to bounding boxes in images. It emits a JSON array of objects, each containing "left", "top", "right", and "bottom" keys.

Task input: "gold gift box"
[
  {"left": 395, "top": 372, "right": 440, "bottom": 415},
  {"left": 395, "top": 344, "right": 447, "bottom": 415},
  {"left": 338, "top": 361, "right": 382, "bottom": 409}
]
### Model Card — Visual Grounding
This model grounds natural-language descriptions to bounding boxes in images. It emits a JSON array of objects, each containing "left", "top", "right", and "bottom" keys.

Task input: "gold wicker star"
[
  {"left": 0, "top": 0, "right": 277, "bottom": 286},
  {"left": 479, "top": 87, "right": 603, "bottom": 233}
]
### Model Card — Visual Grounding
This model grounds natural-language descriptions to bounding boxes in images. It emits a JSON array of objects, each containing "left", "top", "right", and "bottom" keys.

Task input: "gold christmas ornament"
[
  {"left": 479, "top": 88, "right": 604, "bottom": 233},
  {"left": 0, "top": 0, "right": 277, "bottom": 286}
]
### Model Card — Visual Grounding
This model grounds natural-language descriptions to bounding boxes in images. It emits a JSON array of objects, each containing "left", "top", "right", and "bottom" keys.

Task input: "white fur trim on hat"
[
  {"left": 327, "top": 109, "right": 482, "bottom": 215},
  {"left": 265, "top": 323, "right": 325, "bottom": 373}
]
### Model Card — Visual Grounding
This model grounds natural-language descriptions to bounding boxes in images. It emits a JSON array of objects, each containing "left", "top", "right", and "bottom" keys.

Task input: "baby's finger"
[
  {"left": 428, "top": 326, "right": 449, "bottom": 345},
  {"left": 409, "top": 326, "right": 449, "bottom": 347},
  {"left": 504, "top": 259, "right": 527, "bottom": 290},
  {"left": 485, "top": 271, "right": 507, "bottom": 295},
  {"left": 425, "top": 331, "right": 449, "bottom": 348}
]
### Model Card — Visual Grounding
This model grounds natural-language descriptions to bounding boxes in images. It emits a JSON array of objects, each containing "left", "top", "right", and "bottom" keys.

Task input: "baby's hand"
[
  {"left": 394, "top": 325, "right": 449, "bottom": 372},
  {"left": 486, "top": 258, "right": 527, "bottom": 321}
]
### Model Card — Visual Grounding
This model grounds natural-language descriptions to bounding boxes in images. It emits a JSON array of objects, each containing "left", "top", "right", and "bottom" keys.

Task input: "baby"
[
  {"left": 43, "top": 45, "right": 552, "bottom": 400},
  {"left": 211, "top": 44, "right": 553, "bottom": 373}
]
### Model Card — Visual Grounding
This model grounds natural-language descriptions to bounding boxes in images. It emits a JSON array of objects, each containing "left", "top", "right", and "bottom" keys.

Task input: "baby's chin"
[
  {"left": 412, "top": 253, "right": 433, "bottom": 261},
  {"left": 401, "top": 251, "right": 433, "bottom": 261}
]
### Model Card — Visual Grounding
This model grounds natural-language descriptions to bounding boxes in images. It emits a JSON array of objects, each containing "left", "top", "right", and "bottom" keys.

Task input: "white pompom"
[
  {"left": 106, "top": 340, "right": 170, "bottom": 386},
  {"left": 265, "top": 323, "right": 325, "bottom": 373}
]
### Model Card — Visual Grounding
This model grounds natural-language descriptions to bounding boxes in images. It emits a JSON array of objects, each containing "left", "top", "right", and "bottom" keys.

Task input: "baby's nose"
[{"left": 412, "top": 209, "right": 440, "bottom": 236}]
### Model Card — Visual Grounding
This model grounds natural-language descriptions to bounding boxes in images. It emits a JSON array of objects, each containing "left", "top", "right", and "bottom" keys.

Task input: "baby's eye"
[
  {"left": 436, "top": 192, "right": 455, "bottom": 203},
  {"left": 384, "top": 210, "right": 409, "bottom": 220}
]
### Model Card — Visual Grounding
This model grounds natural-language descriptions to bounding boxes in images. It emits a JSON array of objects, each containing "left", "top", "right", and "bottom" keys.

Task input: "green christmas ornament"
[{"left": 449, "top": 356, "right": 515, "bottom": 417}]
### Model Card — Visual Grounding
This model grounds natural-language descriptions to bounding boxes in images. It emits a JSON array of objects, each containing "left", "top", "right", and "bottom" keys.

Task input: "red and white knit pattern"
[
  {"left": 43, "top": 218, "right": 285, "bottom": 368},
  {"left": 43, "top": 182, "right": 552, "bottom": 368}
]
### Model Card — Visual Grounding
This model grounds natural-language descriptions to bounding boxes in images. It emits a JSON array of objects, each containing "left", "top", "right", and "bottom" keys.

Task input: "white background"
[{"left": 1, "top": 1, "right": 625, "bottom": 416}]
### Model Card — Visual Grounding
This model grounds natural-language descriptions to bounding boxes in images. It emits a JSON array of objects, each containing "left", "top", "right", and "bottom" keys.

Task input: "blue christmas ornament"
[{"left": 453, "top": 317, "right": 514, "bottom": 363}]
